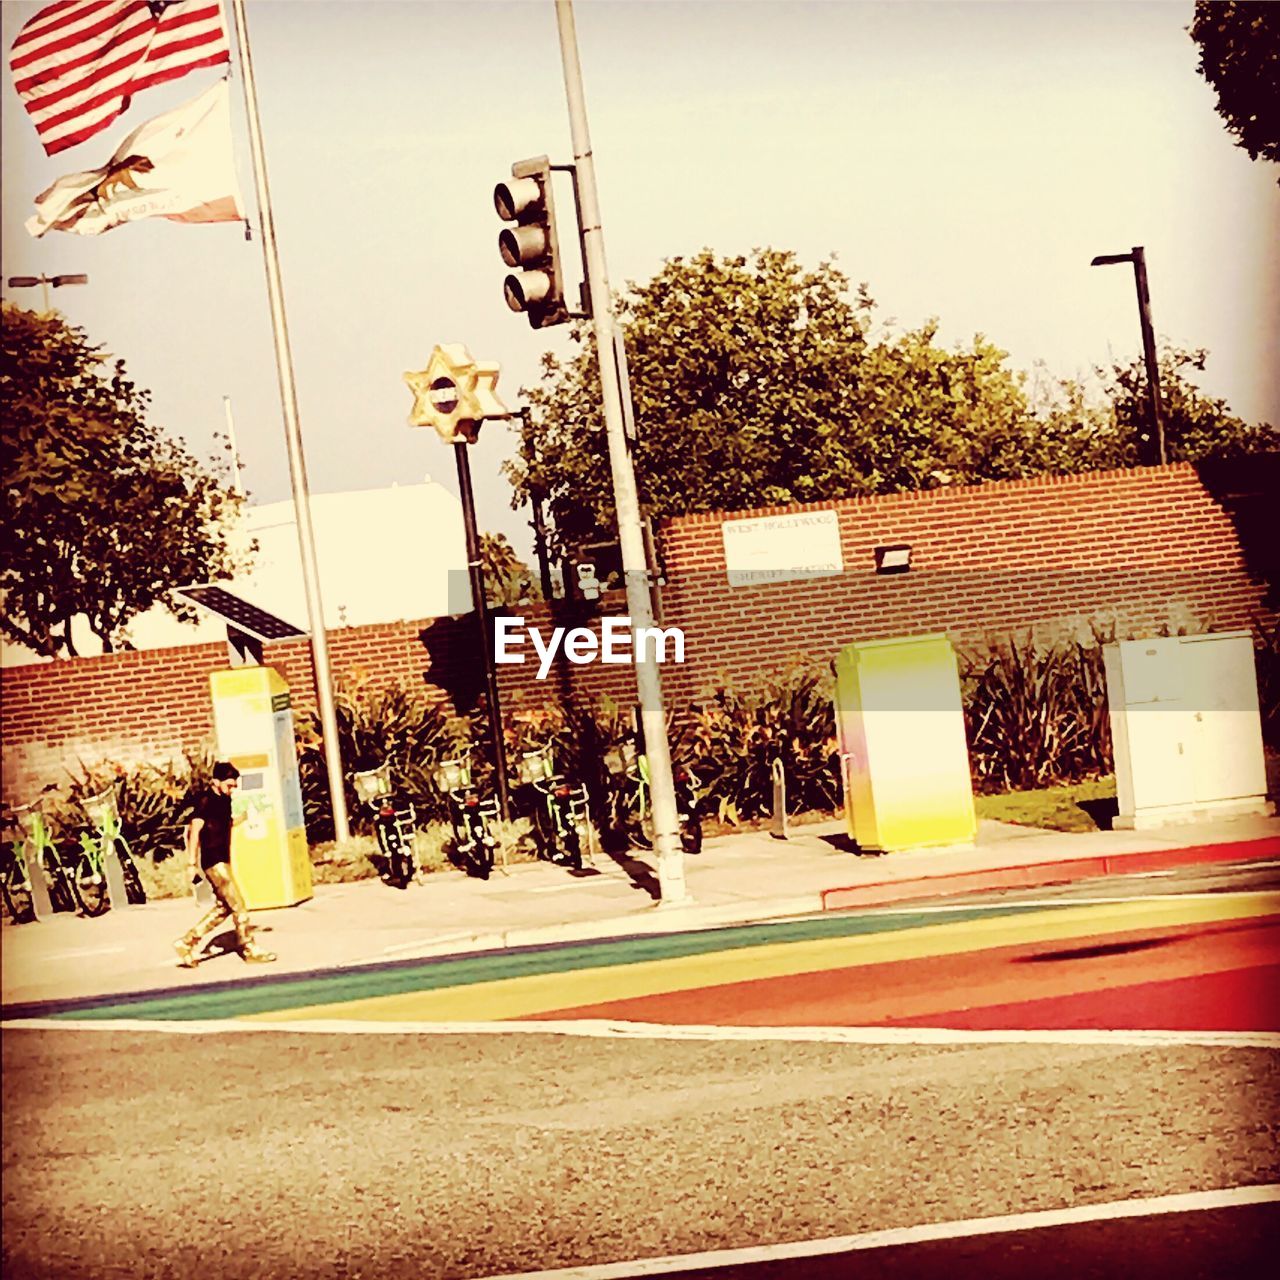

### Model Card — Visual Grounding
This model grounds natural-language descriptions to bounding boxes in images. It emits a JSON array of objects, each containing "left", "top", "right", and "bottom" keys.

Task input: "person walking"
[{"left": 174, "top": 761, "right": 276, "bottom": 967}]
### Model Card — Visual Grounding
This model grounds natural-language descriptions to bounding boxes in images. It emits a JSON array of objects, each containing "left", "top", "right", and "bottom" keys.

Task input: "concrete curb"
[
  {"left": 374, "top": 836, "right": 1280, "bottom": 961},
  {"left": 819, "top": 836, "right": 1280, "bottom": 912}
]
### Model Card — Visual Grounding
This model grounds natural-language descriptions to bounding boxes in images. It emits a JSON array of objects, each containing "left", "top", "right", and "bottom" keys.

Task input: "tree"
[
  {"left": 479, "top": 532, "right": 540, "bottom": 608},
  {"left": 509, "top": 250, "right": 874, "bottom": 549},
  {"left": 1097, "top": 343, "right": 1278, "bottom": 464},
  {"left": 509, "top": 249, "right": 1058, "bottom": 551},
  {"left": 1, "top": 302, "right": 250, "bottom": 657},
  {"left": 504, "top": 249, "right": 1275, "bottom": 553},
  {"left": 1189, "top": 1, "right": 1280, "bottom": 173}
]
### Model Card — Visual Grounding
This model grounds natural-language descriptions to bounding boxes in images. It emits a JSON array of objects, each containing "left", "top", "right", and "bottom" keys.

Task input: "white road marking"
[
  {"left": 466, "top": 1184, "right": 1280, "bottom": 1279},
  {"left": 5, "top": 1017, "right": 1278, "bottom": 1050}
]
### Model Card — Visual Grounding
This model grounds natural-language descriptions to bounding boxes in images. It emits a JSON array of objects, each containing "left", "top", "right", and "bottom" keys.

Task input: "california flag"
[{"left": 26, "top": 77, "right": 243, "bottom": 238}]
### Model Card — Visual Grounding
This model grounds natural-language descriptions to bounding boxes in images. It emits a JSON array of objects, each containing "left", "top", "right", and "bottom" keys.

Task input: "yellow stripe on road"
[{"left": 246, "top": 892, "right": 1280, "bottom": 1025}]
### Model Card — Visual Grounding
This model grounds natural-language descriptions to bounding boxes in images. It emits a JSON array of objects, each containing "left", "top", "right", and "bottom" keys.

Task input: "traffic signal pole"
[{"left": 553, "top": 0, "right": 690, "bottom": 905}]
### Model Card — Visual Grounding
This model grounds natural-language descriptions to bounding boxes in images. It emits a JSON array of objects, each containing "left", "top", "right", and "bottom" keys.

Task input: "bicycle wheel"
[
  {"left": 120, "top": 853, "right": 147, "bottom": 905},
  {"left": 44, "top": 855, "right": 77, "bottom": 914},
  {"left": 680, "top": 816, "right": 703, "bottom": 855},
  {"left": 475, "top": 809, "right": 498, "bottom": 880},
  {"left": 115, "top": 838, "right": 147, "bottom": 904},
  {"left": 390, "top": 832, "right": 415, "bottom": 889},
  {"left": 561, "top": 819, "right": 584, "bottom": 871},
  {"left": 1, "top": 873, "right": 33, "bottom": 924},
  {"left": 375, "top": 823, "right": 412, "bottom": 889},
  {"left": 68, "top": 850, "right": 110, "bottom": 917},
  {"left": 530, "top": 802, "right": 560, "bottom": 862},
  {"left": 625, "top": 788, "right": 654, "bottom": 851}
]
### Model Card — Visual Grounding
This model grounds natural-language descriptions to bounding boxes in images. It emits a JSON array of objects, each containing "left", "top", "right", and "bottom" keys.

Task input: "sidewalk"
[{"left": 3, "top": 811, "right": 1278, "bottom": 1010}]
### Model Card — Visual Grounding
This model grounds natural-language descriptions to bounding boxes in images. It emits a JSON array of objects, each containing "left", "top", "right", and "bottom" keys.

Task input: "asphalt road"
[{"left": 3, "top": 860, "right": 1277, "bottom": 1280}]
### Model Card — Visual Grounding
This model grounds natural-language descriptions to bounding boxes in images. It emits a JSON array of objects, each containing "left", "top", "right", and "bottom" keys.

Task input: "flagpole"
[
  {"left": 227, "top": 0, "right": 350, "bottom": 843},
  {"left": 222, "top": 395, "right": 244, "bottom": 496}
]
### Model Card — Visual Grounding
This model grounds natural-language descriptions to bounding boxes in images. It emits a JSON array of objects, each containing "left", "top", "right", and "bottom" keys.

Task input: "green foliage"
[
  {"left": 503, "top": 693, "right": 639, "bottom": 829},
  {"left": 294, "top": 679, "right": 471, "bottom": 841},
  {"left": 960, "top": 635, "right": 1112, "bottom": 794},
  {"left": 504, "top": 250, "right": 1275, "bottom": 552},
  {"left": 1254, "top": 618, "right": 1280, "bottom": 750},
  {"left": 480, "top": 531, "right": 541, "bottom": 607},
  {"left": 136, "top": 851, "right": 198, "bottom": 902},
  {"left": 684, "top": 664, "right": 840, "bottom": 825},
  {"left": 0, "top": 302, "right": 251, "bottom": 656},
  {"left": 1190, "top": 1, "right": 1280, "bottom": 172},
  {"left": 1098, "top": 345, "right": 1278, "bottom": 464},
  {"left": 509, "top": 249, "right": 878, "bottom": 549},
  {"left": 51, "top": 751, "right": 214, "bottom": 861}
]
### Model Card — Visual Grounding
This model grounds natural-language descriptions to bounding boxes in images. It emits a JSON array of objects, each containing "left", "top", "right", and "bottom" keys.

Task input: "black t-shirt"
[{"left": 193, "top": 788, "right": 233, "bottom": 870}]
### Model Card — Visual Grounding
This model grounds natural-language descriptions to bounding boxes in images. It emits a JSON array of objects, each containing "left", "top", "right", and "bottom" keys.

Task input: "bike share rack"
[
  {"left": 81, "top": 788, "right": 143, "bottom": 911},
  {"left": 10, "top": 804, "right": 55, "bottom": 922},
  {"left": 770, "top": 757, "right": 789, "bottom": 841}
]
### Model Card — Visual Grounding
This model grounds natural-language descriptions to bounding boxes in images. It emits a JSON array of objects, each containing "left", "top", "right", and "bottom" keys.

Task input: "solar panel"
[{"left": 173, "top": 585, "right": 307, "bottom": 643}]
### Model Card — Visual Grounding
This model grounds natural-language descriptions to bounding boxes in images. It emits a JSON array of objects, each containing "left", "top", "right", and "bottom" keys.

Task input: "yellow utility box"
[
  {"left": 210, "top": 667, "right": 312, "bottom": 908},
  {"left": 834, "top": 634, "right": 976, "bottom": 853}
]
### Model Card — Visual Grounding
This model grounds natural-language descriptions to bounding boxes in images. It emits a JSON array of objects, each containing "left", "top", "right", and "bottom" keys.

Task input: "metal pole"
[
  {"left": 454, "top": 441, "right": 512, "bottom": 821},
  {"left": 530, "top": 488, "right": 555, "bottom": 603},
  {"left": 519, "top": 413, "right": 557, "bottom": 602},
  {"left": 222, "top": 396, "right": 245, "bottom": 497},
  {"left": 1130, "top": 247, "right": 1167, "bottom": 466},
  {"left": 553, "top": 0, "right": 689, "bottom": 904},
  {"left": 228, "top": 0, "right": 349, "bottom": 841}
]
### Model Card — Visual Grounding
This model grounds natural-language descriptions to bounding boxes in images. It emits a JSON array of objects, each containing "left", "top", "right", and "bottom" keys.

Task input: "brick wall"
[
  {"left": 1, "top": 462, "right": 1270, "bottom": 802},
  {"left": 653, "top": 462, "right": 1271, "bottom": 707}
]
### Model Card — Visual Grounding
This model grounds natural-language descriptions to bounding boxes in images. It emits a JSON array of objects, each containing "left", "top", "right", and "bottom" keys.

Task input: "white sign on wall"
[{"left": 722, "top": 510, "right": 844, "bottom": 587}]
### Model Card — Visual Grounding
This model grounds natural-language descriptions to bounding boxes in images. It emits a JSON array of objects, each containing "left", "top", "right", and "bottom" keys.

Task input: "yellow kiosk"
[
  {"left": 210, "top": 666, "right": 312, "bottom": 908},
  {"left": 834, "top": 633, "right": 976, "bottom": 853}
]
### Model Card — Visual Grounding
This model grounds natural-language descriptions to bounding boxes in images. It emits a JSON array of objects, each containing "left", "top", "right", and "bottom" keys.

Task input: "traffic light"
[{"left": 494, "top": 156, "right": 567, "bottom": 329}]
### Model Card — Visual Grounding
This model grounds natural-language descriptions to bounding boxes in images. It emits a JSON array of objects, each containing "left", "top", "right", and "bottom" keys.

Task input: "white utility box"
[{"left": 1103, "top": 630, "right": 1272, "bottom": 829}]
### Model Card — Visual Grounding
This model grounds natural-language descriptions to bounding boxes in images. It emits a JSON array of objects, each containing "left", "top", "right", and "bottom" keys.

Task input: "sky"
[{"left": 3, "top": 0, "right": 1278, "bottom": 566}]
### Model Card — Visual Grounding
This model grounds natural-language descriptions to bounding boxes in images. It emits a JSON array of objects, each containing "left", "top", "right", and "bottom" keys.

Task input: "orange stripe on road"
[
  {"left": 249, "top": 894, "right": 1280, "bottom": 1025},
  {"left": 534, "top": 916, "right": 1280, "bottom": 1028}
]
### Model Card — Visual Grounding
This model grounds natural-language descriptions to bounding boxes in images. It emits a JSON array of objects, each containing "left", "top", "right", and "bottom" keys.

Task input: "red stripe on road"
[
  {"left": 890, "top": 964, "right": 1280, "bottom": 1032},
  {"left": 534, "top": 916, "right": 1280, "bottom": 1031}
]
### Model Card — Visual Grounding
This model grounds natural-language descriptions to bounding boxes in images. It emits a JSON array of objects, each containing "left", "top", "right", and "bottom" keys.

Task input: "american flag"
[{"left": 10, "top": 0, "right": 231, "bottom": 156}]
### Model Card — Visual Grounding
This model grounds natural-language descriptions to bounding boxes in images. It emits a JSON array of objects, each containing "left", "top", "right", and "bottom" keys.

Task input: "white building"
[{"left": 0, "top": 477, "right": 470, "bottom": 667}]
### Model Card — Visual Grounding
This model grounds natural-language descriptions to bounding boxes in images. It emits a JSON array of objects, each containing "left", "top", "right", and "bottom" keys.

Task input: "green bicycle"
[
  {"left": 69, "top": 788, "right": 148, "bottom": 917},
  {"left": 605, "top": 739, "right": 703, "bottom": 855},
  {"left": 1, "top": 793, "right": 77, "bottom": 923}
]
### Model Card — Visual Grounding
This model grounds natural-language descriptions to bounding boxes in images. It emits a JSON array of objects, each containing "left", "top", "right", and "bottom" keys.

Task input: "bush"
[
  {"left": 311, "top": 818, "right": 541, "bottom": 885},
  {"left": 136, "top": 850, "right": 198, "bottom": 901},
  {"left": 51, "top": 751, "right": 214, "bottom": 862},
  {"left": 684, "top": 662, "right": 840, "bottom": 825},
  {"left": 1254, "top": 618, "right": 1280, "bottom": 750},
  {"left": 960, "top": 633, "right": 1111, "bottom": 794},
  {"left": 501, "top": 694, "right": 636, "bottom": 830},
  {"left": 294, "top": 679, "right": 472, "bottom": 841}
]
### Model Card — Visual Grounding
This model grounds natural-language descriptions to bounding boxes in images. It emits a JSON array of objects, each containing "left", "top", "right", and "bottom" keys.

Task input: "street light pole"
[
  {"left": 1090, "top": 246, "right": 1167, "bottom": 466},
  {"left": 553, "top": 0, "right": 689, "bottom": 905}
]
